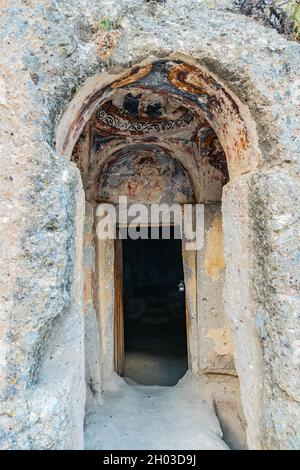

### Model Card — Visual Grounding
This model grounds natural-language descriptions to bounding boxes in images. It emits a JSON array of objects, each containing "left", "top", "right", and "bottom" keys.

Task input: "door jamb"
[{"left": 114, "top": 238, "right": 124, "bottom": 375}]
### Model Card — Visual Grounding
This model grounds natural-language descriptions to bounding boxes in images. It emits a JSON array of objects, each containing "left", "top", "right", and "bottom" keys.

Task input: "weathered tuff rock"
[
  {"left": 0, "top": 0, "right": 299, "bottom": 449},
  {"left": 235, "top": 1, "right": 300, "bottom": 40}
]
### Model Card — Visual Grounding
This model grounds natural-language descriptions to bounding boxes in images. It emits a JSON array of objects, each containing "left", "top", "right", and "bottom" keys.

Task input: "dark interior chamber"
[{"left": 122, "top": 226, "right": 188, "bottom": 386}]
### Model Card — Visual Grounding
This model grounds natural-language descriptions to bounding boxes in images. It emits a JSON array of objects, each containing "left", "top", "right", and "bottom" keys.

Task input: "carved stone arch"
[{"left": 56, "top": 54, "right": 260, "bottom": 180}]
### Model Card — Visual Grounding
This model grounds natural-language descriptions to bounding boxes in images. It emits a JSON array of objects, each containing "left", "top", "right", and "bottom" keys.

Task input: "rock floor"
[
  {"left": 123, "top": 351, "right": 188, "bottom": 386},
  {"left": 84, "top": 373, "right": 228, "bottom": 450}
]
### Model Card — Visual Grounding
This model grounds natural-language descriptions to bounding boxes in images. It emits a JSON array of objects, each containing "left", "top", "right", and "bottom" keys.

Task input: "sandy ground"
[{"left": 84, "top": 373, "right": 228, "bottom": 450}]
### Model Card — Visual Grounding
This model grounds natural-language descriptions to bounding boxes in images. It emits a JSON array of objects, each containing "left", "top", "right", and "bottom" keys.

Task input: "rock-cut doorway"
[
  {"left": 114, "top": 226, "right": 188, "bottom": 386},
  {"left": 55, "top": 54, "right": 257, "bottom": 450}
]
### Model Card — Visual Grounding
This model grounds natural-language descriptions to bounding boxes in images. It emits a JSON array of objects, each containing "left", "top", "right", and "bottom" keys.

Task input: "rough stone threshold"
[{"left": 84, "top": 373, "right": 228, "bottom": 450}]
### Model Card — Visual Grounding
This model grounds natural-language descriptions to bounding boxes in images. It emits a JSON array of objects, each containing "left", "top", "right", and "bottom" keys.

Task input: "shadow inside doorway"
[{"left": 122, "top": 227, "right": 188, "bottom": 386}]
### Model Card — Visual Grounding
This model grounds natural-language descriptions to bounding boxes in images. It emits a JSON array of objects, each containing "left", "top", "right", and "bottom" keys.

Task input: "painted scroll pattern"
[{"left": 96, "top": 107, "right": 194, "bottom": 133}]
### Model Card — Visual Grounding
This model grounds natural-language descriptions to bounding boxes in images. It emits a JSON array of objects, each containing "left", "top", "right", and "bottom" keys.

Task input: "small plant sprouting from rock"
[
  {"left": 92, "top": 16, "right": 123, "bottom": 33},
  {"left": 98, "top": 17, "right": 111, "bottom": 32},
  {"left": 91, "top": 16, "right": 123, "bottom": 59}
]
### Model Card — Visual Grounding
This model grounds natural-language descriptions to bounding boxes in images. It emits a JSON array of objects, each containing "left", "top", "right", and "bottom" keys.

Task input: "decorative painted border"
[{"left": 96, "top": 107, "right": 194, "bottom": 133}]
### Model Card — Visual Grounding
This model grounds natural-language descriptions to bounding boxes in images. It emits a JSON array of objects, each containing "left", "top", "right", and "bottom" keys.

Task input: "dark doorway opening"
[{"left": 122, "top": 227, "right": 188, "bottom": 386}]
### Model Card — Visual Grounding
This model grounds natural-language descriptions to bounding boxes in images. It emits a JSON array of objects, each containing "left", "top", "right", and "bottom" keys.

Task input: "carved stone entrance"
[
  {"left": 118, "top": 229, "right": 188, "bottom": 386},
  {"left": 55, "top": 54, "right": 258, "bottom": 448}
]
